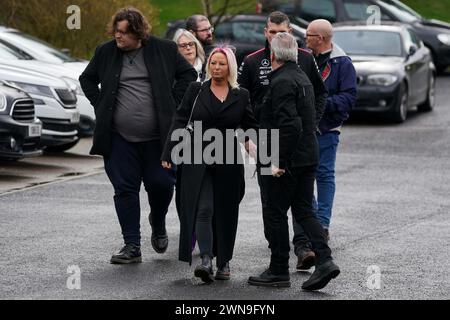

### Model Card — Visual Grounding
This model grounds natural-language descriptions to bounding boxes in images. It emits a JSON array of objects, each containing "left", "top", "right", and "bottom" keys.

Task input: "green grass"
[
  {"left": 150, "top": 0, "right": 203, "bottom": 35},
  {"left": 402, "top": 0, "right": 450, "bottom": 22}
]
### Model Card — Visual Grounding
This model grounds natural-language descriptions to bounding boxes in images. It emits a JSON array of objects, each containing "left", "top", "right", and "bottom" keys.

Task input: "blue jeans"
[
  {"left": 292, "top": 132, "right": 339, "bottom": 251},
  {"left": 314, "top": 131, "right": 340, "bottom": 228}
]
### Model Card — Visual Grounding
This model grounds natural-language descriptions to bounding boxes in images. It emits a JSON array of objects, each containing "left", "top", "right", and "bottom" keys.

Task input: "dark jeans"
[
  {"left": 104, "top": 133, "right": 176, "bottom": 246},
  {"left": 258, "top": 165, "right": 331, "bottom": 275},
  {"left": 195, "top": 168, "right": 214, "bottom": 259}
]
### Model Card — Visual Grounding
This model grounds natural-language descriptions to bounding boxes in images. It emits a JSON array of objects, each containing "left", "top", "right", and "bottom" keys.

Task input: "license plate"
[
  {"left": 28, "top": 124, "right": 41, "bottom": 137},
  {"left": 70, "top": 112, "right": 80, "bottom": 123}
]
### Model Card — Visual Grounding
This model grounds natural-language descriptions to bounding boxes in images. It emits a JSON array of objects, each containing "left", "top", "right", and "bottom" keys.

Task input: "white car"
[
  {"left": 0, "top": 31, "right": 94, "bottom": 136},
  {"left": 0, "top": 64, "right": 80, "bottom": 152},
  {"left": 0, "top": 26, "right": 88, "bottom": 72}
]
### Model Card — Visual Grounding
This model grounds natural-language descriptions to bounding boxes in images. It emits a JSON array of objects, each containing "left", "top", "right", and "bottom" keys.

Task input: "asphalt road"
[{"left": 1, "top": 75, "right": 450, "bottom": 300}]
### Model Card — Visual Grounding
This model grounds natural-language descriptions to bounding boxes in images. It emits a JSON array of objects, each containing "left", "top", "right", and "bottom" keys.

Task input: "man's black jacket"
[
  {"left": 238, "top": 41, "right": 327, "bottom": 127},
  {"left": 79, "top": 36, "right": 197, "bottom": 156},
  {"left": 255, "top": 61, "right": 318, "bottom": 169}
]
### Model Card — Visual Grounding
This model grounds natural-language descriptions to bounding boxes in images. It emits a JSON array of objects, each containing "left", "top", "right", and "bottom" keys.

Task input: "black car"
[
  {"left": 259, "top": 0, "right": 450, "bottom": 73},
  {"left": 333, "top": 22, "right": 436, "bottom": 122},
  {"left": 165, "top": 14, "right": 306, "bottom": 65},
  {"left": 0, "top": 81, "right": 42, "bottom": 160}
]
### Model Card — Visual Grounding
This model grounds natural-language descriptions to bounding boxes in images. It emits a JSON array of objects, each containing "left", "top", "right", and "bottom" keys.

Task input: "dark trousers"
[
  {"left": 104, "top": 133, "right": 176, "bottom": 246},
  {"left": 195, "top": 168, "right": 214, "bottom": 259},
  {"left": 258, "top": 165, "right": 331, "bottom": 275}
]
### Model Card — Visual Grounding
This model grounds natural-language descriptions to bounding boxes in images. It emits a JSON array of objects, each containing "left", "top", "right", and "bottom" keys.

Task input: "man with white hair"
[
  {"left": 238, "top": 11, "right": 327, "bottom": 271},
  {"left": 248, "top": 32, "right": 340, "bottom": 291}
]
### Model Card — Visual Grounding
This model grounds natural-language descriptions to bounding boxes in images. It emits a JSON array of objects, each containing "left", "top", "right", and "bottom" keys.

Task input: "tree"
[
  {"left": 0, "top": 0, "right": 157, "bottom": 59},
  {"left": 201, "top": 0, "right": 257, "bottom": 27}
]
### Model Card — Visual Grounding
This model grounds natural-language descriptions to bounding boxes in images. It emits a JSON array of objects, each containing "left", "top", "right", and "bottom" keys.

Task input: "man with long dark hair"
[{"left": 79, "top": 7, "right": 197, "bottom": 264}]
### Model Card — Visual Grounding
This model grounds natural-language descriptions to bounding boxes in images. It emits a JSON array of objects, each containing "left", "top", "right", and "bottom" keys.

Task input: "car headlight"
[
  {"left": 366, "top": 74, "right": 398, "bottom": 86},
  {"left": 437, "top": 34, "right": 450, "bottom": 46},
  {"left": 10, "top": 82, "right": 53, "bottom": 98},
  {"left": 62, "top": 77, "right": 84, "bottom": 96},
  {"left": 0, "top": 92, "right": 7, "bottom": 112}
]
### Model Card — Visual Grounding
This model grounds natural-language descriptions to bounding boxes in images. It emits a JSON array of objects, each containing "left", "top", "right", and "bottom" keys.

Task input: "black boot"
[
  {"left": 302, "top": 259, "right": 340, "bottom": 291},
  {"left": 149, "top": 212, "right": 168, "bottom": 254},
  {"left": 110, "top": 244, "right": 142, "bottom": 264},
  {"left": 194, "top": 255, "right": 214, "bottom": 284},
  {"left": 248, "top": 269, "right": 290, "bottom": 287},
  {"left": 215, "top": 262, "right": 230, "bottom": 280}
]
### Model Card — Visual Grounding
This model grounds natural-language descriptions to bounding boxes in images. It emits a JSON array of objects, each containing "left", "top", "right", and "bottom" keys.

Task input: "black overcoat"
[
  {"left": 162, "top": 80, "right": 259, "bottom": 266},
  {"left": 79, "top": 36, "right": 197, "bottom": 156}
]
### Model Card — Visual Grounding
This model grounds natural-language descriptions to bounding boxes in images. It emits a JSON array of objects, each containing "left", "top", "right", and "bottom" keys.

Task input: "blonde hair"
[
  {"left": 173, "top": 28, "right": 205, "bottom": 64},
  {"left": 205, "top": 46, "right": 239, "bottom": 89}
]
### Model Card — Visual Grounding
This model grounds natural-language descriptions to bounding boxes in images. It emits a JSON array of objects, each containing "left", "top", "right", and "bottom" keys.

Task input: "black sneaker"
[
  {"left": 301, "top": 260, "right": 340, "bottom": 291},
  {"left": 194, "top": 255, "right": 214, "bottom": 284},
  {"left": 248, "top": 269, "right": 291, "bottom": 288},
  {"left": 296, "top": 248, "right": 316, "bottom": 271},
  {"left": 110, "top": 244, "right": 142, "bottom": 264}
]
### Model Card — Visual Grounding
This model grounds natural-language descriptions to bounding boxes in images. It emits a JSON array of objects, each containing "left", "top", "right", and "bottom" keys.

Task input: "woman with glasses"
[
  {"left": 161, "top": 46, "right": 258, "bottom": 284},
  {"left": 173, "top": 29, "right": 205, "bottom": 81}
]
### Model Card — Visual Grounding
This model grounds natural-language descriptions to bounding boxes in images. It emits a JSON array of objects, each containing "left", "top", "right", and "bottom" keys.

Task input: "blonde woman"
[
  {"left": 173, "top": 28, "right": 205, "bottom": 81},
  {"left": 161, "top": 46, "right": 258, "bottom": 284}
]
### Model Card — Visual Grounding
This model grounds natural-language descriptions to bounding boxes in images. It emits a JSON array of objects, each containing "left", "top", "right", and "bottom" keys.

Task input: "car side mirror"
[
  {"left": 61, "top": 48, "right": 71, "bottom": 55},
  {"left": 408, "top": 44, "right": 418, "bottom": 57}
]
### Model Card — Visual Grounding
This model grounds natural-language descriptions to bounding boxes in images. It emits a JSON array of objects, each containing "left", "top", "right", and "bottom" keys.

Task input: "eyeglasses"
[
  {"left": 306, "top": 34, "right": 322, "bottom": 38},
  {"left": 196, "top": 26, "right": 214, "bottom": 33},
  {"left": 178, "top": 42, "right": 195, "bottom": 49}
]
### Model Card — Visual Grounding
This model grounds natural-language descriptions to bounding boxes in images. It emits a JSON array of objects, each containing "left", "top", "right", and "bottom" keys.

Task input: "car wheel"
[
  {"left": 417, "top": 75, "right": 435, "bottom": 112},
  {"left": 390, "top": 83, "right": 408, "bottom": 123},
  {"left": 45, "top": 139, "right": 80, "bottom": 153}
]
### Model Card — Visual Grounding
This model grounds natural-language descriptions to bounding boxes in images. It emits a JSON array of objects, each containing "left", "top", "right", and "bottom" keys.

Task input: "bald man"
[{"left": 292, "top": 19, "right": 357, "bottom": 247}]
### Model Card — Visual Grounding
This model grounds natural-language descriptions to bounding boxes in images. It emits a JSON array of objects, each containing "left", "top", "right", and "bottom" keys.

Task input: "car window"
[
  {"left": 215, "top": 22, "right": 234, "bottom": 41},
  {"left": 299, "top": 0, "right": 337, "bottom": 23},
  {"left": 334, "top": 30, "right": 403, "bottom": 56},
  {"left": 407, "top": 29, "right": 421, "bottom": 47},
  {"left": 375, "top": 0, "right": 419, "bottom": 23},
  {"left": 0, "top": 31, "right": 77, "bottom": 63},
  {"left": 0, "top": 41, "right": 24, "bottom": 59},
  {"left": 232, "top": 22, "right": 266, "bottom": 44},
  {"left": 342, "top": 0, "right": 391, "bottom": 21}
]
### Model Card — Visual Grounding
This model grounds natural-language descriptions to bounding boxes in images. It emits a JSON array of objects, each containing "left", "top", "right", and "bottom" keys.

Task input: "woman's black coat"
[{"left": 162, "top": 80, "right": 259, "bottom": 266}]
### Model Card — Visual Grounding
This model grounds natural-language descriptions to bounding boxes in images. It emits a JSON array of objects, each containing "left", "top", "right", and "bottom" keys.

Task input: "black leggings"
[{"left": 195, "top": 168, "right": 214, "bottom": 258}]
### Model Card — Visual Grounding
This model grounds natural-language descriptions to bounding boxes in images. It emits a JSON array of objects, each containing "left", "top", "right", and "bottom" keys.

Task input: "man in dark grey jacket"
[
  {"left": 79, "top": 7, "right": 197, "bottom": 264},
  {"left": 247, "top": 33, "right": 340, "bottom": 291}
]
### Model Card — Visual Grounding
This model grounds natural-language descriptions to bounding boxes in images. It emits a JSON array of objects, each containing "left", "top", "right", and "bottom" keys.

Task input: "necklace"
[{"left": 126, "top": 47, "right": 141, "bottom": 65}]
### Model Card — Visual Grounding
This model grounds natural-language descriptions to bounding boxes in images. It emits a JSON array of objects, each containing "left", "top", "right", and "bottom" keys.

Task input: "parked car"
[
  {"left": 0, "top": 26, "right": 88, "bottom": 74},
  {"left": 0, "top": 64, "right": 80, "bottom": 151},
  {"left": 259, "top": 0, "right": 450, "bottom": 73},
  {"left": 0, "top": 81, "right": 42, "bottom": 160},
  {"left": 165, "top": 15, "right": 306, "bottom": 65},
  {"left": 332, "top": 22, "right": 436, "bottom": 122},
  {"left": 0, "top": 31, "right": 94, "bottom": 136}
]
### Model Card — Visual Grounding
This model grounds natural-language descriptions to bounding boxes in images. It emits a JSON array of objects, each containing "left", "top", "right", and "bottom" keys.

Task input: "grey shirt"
[{"left": 113, "top": 47, "right": 160, "bottom": 142}]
